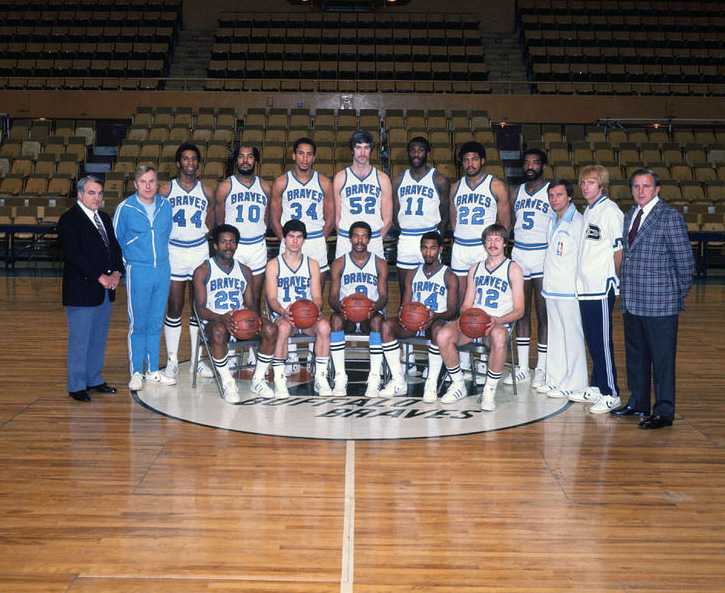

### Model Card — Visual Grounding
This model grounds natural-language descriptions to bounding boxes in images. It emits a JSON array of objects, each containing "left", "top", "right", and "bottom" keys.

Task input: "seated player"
[
  {"left": 265, "top": 220, "right": 333, "bottom": 398},
  {"left": 192, "top": 225, "right": 278, "bottom": 404},
  {"left": 328, "top": 221, "right": 389, "bottom": 397},
  {"left": 436, "top": 224, "right": 524, "bottom": 411},
  {"left": 379, "top": 231, "right": 458, "bottom": 402}
]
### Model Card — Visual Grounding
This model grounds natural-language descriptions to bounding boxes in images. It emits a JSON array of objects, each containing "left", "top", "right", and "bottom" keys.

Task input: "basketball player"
[
  {"left": 437, "top": 223, "right": 524, "bottom": 411},
  {"left": 449, "top": 141, "right": 510, "bottom": 375},
  {"left": 328, "top": 221, "right": 389, "bottom": 397},
  {"left": 507, "top": 148, "right": 552, "bottom": 388},
  {"left": 392, "top": 136, "right": 450, "bottom": 296},
  {"left": 160, "top": 143, "right": 216, "bottom": 380},
  {"left": 265, "top": 220, "right": 333, "bottom": 398},
  {"left": 334, "top": 130, "right": 393, "bottom": 260},
  {"left": 192, "top": 224, "right": 278, "bottom": 404},
  {"left": 379, "top": 231, "right": 458, "bottom": 403},
  {"left": 216, "top": 145, "right": 271, "bottom": 311},
  {"left": 569, "top": 165, "right": 623, "bottom": 414}
]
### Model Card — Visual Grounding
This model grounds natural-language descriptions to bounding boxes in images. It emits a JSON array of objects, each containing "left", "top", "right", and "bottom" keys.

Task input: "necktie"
[
  {"left": 93, "top": 211, "right": 110, "bottom": 252},
  {"left": 628, "top": 208, "right": 643, "bottom": 246}
]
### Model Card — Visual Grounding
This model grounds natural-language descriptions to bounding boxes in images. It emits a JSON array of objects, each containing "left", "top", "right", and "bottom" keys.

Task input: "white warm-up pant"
[{"left": 545, "top": 298, "right": 588, "bottom": 391}]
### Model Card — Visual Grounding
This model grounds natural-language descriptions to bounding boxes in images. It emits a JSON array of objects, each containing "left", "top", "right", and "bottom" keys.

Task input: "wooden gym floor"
[{"left": 0, "top": 275, "right": 723, "bottom": 592}]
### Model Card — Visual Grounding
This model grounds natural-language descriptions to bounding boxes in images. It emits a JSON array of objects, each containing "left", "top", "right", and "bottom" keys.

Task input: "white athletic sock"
[
  {"left": 164, "top": 315, "right": 182, "bottom": 360},
  {"left": 252, "top": 352, "right": 272, "bottom": 381},
  {"left": 428, "top": 345, "right": 443, "bottom": 386},
  {"left": 486, "top": 369, "right": 503, "bottom": 392},
  {"left": 382, "top": 340, "right": 403, "bottom": 380},
  {"left": 516, "top": 337, "right": 530, "bottom": 370},
  {"left": 536, "top": 343, "right": 547, "bottom": 370},
  {"left": 330, "top": 331, "right": 346, "bottom": 376},
  {"left": 212, "top": 355, "right": 234, "bottom": 384},
  {"left": 189, "top": 315, "right": 200, "bottom": 361}
]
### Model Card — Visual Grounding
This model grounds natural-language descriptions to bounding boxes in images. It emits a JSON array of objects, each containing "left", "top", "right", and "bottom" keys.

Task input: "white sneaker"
[
  {"left": 589, "top": 394, "right": 621, "bottom": 414},
  {"left": 222, "top": 380, "right": 241, "bottom": 404},
  {"left": 531, "top": 367, "right": 546, "bottom": 389},
  {"left": 332, "top": 373, "right": 348, "bottom": 396},
  {"left": 189, "top": 361, "right": 214, "bottom": 378},
  {"left": 128, "top": 372, "right": 143, "bottom": 391},
  {"left": 365, "top": 375, "right": 381, "bottom": 398},
  {"left": 314, "top": 373, "right": 333, "bottom": 396},
  {"left": 547, "top": 388, "right": 572, "bottom": 399},
  {"left": 164, "top": 357, "right": 179, "bottom": 378},
  {"left": 568, "top": 386, "right": 601, "bottom": 403},
  {"left": 274, "top": 380, "right": 289, "bottom": 399},
  {"left": 503, "top": 366, "right": 530, "bottom": 385},
  {"left": 441, "top": 380, "right": 468, "bottom": 403},
  {"left": 536, "top": 383, "right": 557, "bottom": 394},
  {"left": 480, "top": 386, "right": 496, "bottom": 411},
  {"left": 145, "top": 371, "right": 176, "bottom": 386},
  {"left": 379, "top": 378, "right": 407, "bottom": 397},
  {"left": 423, "top": 381, "right": 438, "bottom": 403},
  {"left": 250, "top": 377, "right": 274, "bottom": 399},
  {"left": 286, "top": 352, "right": 301, "bottom": 376}
]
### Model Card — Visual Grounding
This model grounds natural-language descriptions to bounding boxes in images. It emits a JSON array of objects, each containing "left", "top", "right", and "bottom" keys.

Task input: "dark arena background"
[{"left": 0, "top": 0, "right": 724, "bottom": 591}]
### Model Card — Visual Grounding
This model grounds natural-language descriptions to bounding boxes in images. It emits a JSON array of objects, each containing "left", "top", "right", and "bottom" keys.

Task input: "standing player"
[
  {"left": 379, "top": 231, "right": 458, "bottom": 403},
  {"left": 570, "top": 165, "right": 623, "bottom": 414},
  {"left": 328, "top": 221, "right": 389, "bottom": 397},
  {"left": 216, "top": 145, "right": 271, "bottom": 311},
  {"left": 161, "top": 143, "right": 216, "bottom": 380},
  {"left": 449, "top": 141, "right": 510, "bottom": 374},
  {"left": 437, "top": 224, "right": 524, "bottom": 411},
  {"left": 192, "top": 224, "right": 279, "bottom": 403},
  {"left": 334, "top": 130, "right": 393, "bottom": 260},
  {"left": 392, "top": 136, "right": 450, "bottom": 296},
  {"left": 507, "top": 148, "right": 552, "bottom": 388},
  {"left": 265, "top": 220, "right": 333, "bottom": 398}
]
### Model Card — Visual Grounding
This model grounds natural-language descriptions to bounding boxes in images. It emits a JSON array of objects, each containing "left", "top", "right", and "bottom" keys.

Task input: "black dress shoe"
[
  {"left": 69, "top": 390, "right": 91, "bottom": 402},
  {"left": 87, "top": 382, "right": 117, "bottom": 394},
  {"left": 610, "top": 404, "right": 648, "bottom": 417},
  {"left": 639, "top": 415, "right": 673, "bottom": 429}
]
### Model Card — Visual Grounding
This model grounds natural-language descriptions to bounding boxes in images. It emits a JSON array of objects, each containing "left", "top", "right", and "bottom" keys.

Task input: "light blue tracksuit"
[{"left": 113, "top": 193, "right": 173, "bottom": 375}]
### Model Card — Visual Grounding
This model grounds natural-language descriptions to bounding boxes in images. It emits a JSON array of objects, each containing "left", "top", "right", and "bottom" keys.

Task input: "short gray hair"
[
  {"left": 629, "top": 168, "right": 660, "bottom": 188},
  {"left": 77, "top": 175, "right": 103, "bottom": 194}
]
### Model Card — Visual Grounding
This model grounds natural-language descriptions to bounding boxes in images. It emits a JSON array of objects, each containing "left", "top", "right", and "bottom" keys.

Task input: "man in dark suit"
[
  {"left": 58, "top": 176, "right": 124, "bottom": 402},
  {"left": 611, "top": 169, "right": 695, "bottom": 429}
]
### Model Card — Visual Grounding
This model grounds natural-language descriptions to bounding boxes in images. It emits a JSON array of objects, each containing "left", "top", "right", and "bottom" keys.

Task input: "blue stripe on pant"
[
  {"left": 578, "top": 288, "right": 619, "bottom": 397},
  {"left": 126, "top": 263, "right": 171, "bottom": 375},
  {"left": 65, "top": 293, "right": 112, "bottom": 392}
]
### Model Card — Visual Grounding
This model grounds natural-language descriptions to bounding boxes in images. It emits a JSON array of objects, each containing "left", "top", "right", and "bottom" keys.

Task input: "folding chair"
[
  {"left": 457, "top": 320, "right": 518, "bottom": 397},
  {"left": 191, "top": 304, "right": 260, "bottom": 396}
]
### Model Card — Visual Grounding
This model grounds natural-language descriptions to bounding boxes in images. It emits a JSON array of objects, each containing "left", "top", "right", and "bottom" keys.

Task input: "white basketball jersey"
[
  {"left": 275, "top": 253, "right": 312, "bottom": 307},
  {"left": 452, "top": 175, "right": 498, "bottom": 244},
  {"left": 471, "top": 258, "right": 514, "bottom": 317},
  {"left": 338, "top": 167, "right": 383, "bottom": 240},
  {"left": 339, "top": 253, "right": 380, "bottom": 301},
  {"left": 411, "top": 263, "right": 449, "bottom": 313},
  {"left": 205, "top": 257, "right": 249, "bottom": 314},
  {"left": 224, "top": 175, "right": 268, "bottom": 243},
  {"left": 513, "top": 182, "right": 552, "bottom": 250},
  {"left": 167, "top": 179, "right": 210, "bottom": 248},
  {"left": 397, "top": 168, "right": 440, "bottom": 235},
  {"left": 280, "top": 171, "right": 325, "bottom": 239}
]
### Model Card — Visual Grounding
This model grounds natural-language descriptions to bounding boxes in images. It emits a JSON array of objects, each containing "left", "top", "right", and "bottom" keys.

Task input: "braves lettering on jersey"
[
  {"left": 339, "top": 253, "right": 380, "bottom": 301},
  {"left": 411, "top": 264, "right": 449, "bottom": 313},
  {"left": 224, "top": 175, "right": 268, "bottom": 245},
  {"left": 276, "top": 254, "right": 312, "bottom": 307},
  {"left": 338, "top": 167, "right": 383, "bottom": 239},
  {"left": 281, "top": 171, "right": 325, "bottom": 239},
  {"left": 397, "top": 168, "right": 440, "bottom": 235},
  {"left": 453, "top": 175, "right": 498, "bottom": 246},
  {"left": 513, "top": 182, "right": 551, "bottom": 251},
  {"left": 205, "top": 258, "right": 249, "bottom": 314},
  {"left": 472, "top": 258, "right": 514, "bottom": 317},
  {"left": 167, "top": 179, "right": 210, "bottom": 248}
]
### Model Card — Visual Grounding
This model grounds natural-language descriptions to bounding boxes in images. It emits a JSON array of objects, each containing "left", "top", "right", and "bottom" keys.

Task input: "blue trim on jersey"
[
  {"left": 307, "top": 230, "right": 324, "bottom": 239},
  {"left": 338, "top": 229, "right": 381, "bottom": 239},
  {"left": 454, "top": 237, "right": 483, "bottom": 246},
  {"left": 170, "top": 236, "right": 208, "bottom": 248},
  {"left": 399, "top": 226, "right": 437, "bottom": 236},
  {"left": 238, "top": 235, "right": 265, "bottom": 245},
  {"left": 577, "top": 277, "right": 619, "bottom": 299},
  {"left": 463, "top": 173, "right": 490, "bottom": 193},
  {"left": 513, "top": 241, "right": 548, "bottom": 251}
]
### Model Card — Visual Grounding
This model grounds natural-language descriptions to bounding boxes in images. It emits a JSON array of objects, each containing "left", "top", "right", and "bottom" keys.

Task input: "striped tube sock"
[
  {"left": 516, "top": 337, "right": 530, "bottom": 370},
  {"left": 369, "top": 331, "right": 383, "bottom": 376},
  {"left": 486, "top": 369, "right": 503, "bottom": 392},
  {"left": 212, "top": 354, "right": 234, "bottom": 384},
  {"left": 382, "top": 340, "right": 402, "bottom": 380},
  {"left": 427, "top": 344, "right": 443, "bottom": 385},
  {"left": 537, "top": 343, "right": 547, "bottom": 370},
  {"left": 330, "top": 331, "right": 346, "bottom": 376},
  {"left": 164, "top": 315, "right": 182, "bottom": 360},
  {"left": 252, "top": 352, "right": 273, "bottom": 381}
]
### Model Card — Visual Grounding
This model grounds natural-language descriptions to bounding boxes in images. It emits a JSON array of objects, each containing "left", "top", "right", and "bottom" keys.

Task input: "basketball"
[
  {"left": 341, "top": 293, "right": 374, "bottom": 323},
  {"left": 229, "top": 309, "right": 262, "bottom": 340},
  {"left": 458, "top": 308, "right": 492, "bottom": 339},
  {"left": 289, "top": 298, "right": 320, "bottom": 329},
  {"left": 399, "top": 301, "right": 431, "bottom": 332}
]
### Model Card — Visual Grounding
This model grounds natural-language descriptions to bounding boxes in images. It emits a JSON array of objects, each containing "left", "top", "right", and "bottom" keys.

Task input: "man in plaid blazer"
[{"left": 611, "top": 168, "right": 695, "bottom": 429}]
